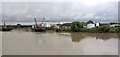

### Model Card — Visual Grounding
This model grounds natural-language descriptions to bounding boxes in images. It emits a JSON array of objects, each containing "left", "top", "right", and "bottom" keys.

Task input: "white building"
[
  {"left": 110, "top": 24, "right": 119, "bottom": 27},
  {"left": 95, "top": 22, "right": 100, "bottom": 27},
  {"left": 54, "top": 25, "right": 60, "bottom": 29},
  {"left": 87, "top": 23, "right": 95, "bottom": 28},
  {"left": 86, "top": 22, "right": 100, "bottom": 28},
  {"left": 44, "top": 22, "right": 51, "bottom": 27}
]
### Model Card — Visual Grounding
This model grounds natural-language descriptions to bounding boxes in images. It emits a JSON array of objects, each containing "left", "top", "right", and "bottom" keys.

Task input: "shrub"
[
  {"left": 80, "top": 28, "right": 97, "bottom": 32},
  {"left": 71, "top": 21, "right": 83, "bottom": 32},
  {"left": 116, "top": 27, "right": 120, "bottom": 32},
  {"left": 109, "top": 28, "right": 117, "bottom": 33},
  {"left": 97, "top": 25, "right": 111, "bottom": 32}
]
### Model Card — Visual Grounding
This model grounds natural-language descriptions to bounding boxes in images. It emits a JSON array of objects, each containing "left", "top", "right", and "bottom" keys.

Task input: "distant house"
[
  {"left": 60, "top": 25, "right": 71, "bottom": 30},
  {"left": 87, "top": 23, "right": 95, "bottom": 28},
  {"left": 95, "top": 22, "right": 100, "bottom": 27},
  {"left": 110, "top": 24, "right": 120, "bottom": 27},
  {"left": 60, "top": 23, "right": 71, "bottom": 30},
  {"left": 46, "top": 22, "right": 51, "bottom": 27},
  {"left": 86, "top": 22, "right": 100, "bottom": 28},
  {"left": 54, "top": 25, "right": 60, "bottom": 29}
]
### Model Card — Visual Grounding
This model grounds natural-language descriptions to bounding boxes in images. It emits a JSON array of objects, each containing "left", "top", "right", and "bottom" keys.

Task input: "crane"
[
  {"left": 32, "top": 17, "right": 46, "bottom": 32},
  {"left": 38, "top": 18, "right": 45, "bottom": 29}
]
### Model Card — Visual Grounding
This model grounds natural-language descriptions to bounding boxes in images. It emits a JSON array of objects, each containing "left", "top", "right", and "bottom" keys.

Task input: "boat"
[
  {"left": 0, "top": 23, "right": 13, "bottom": 31},
  {"left": 32, "top": 18, "right": 46, "bottom": 32},
  {"left": 1, "top": 27, "right": 13, "bottom": 31},
  {"left": 32, "top": 28, "right": 46, "bottom": 32}
]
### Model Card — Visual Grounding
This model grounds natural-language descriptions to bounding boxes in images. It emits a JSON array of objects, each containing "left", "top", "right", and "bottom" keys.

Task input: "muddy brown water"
[{"left": 2, "top": 31, "right": 119, "bottom": 55}]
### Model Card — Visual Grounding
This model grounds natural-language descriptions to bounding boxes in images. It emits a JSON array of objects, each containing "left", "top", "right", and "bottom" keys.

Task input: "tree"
[
  {"left": 97, "top": 25, "right": 111, "bottom": 32},
  {"left": 71, "top": 21, "right": 83, "bottom": 32},
  {"left": 87, "top": 20, "right": 94, "bottom": 24}
]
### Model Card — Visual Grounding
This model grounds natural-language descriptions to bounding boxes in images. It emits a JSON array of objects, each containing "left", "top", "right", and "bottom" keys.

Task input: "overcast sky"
[{"left": 1, "top": 0, "right": 119, "bottom": 23}]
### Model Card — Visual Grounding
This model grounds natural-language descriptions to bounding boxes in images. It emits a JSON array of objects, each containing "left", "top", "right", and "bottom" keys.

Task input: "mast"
[
  {"left": 34, "top": 17, "right": 38, "bottom": 28},
  {"left": 38, "top": 18, "right": 45, "bottom": 29},
  {"left": 41, "top": 18, "right": 45, "bottom": 24}
]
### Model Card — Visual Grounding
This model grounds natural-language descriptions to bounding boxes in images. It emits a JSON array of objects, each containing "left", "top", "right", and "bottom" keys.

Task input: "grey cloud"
[{"left": 2, "top": 2, "right": 118, "bottom": 23}]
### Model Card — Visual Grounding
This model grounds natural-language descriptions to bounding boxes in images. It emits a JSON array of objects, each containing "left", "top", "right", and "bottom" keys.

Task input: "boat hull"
[{"left": 0, "top": 28, "right": 13, "bottom": 31}]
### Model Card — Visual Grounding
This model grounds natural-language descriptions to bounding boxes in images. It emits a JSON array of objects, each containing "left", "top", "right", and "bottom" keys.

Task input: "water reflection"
[
  {"left": 70, "top": 32, "right": 119, "bottom": 42},
  {"left": 71, "top": 33, "right": 85, "bottom": 42},
  {"left": 118, "top": 33, "right": 120, "bottom": 39},
  {"left": 2, "top": 32, "right": 119, "bottom": 55},
  {"left": 33, "top": 32, "right": 47, "bottom": 45},
  {"left": 34, "top": 32, "right": 119, "bottom": 43}
]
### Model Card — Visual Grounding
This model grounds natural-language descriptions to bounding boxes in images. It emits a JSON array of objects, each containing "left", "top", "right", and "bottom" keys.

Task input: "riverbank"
[
  {"left": 1, "top": 21, "right": 120, "bottom": 33},
  {"left": 10, "top": 27, "right": 120, "bottom": 34}
]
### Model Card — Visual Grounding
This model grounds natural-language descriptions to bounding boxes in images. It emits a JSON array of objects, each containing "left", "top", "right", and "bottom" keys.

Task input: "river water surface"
[{"left": 2, "top": 31, "right": 119, "bottom": 55}]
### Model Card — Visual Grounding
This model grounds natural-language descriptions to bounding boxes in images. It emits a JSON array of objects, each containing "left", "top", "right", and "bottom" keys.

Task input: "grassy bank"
[
  {"left": 63, "top": 22, "right": 120, "bottom": 33},
  {"left": 11, "top": 21, "right": 120, "bottom": 33}
]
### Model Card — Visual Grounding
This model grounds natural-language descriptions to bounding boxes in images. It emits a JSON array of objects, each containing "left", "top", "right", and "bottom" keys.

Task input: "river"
[{"left": 2, "top": 31, "right": 119, "bottom": 55}]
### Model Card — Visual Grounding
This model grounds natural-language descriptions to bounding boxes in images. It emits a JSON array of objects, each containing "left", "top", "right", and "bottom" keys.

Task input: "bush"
[
  {"left": 80, "top": 28, "right": 98, "bottom": 32},
  {"left": 63, "top": 28, "right": 71, "bottom": 32},
  {"left": 71, "top": 21, "right": 83, "bottom": 32},
  {"left": 97, "top": 25, "right": 111, "bottom": 32},
  {"left": 109, "top": 28, "right": 117, "bottom": 33},
  {"left": 116, "top": 27, "right": 120, "bottom": 32}
]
